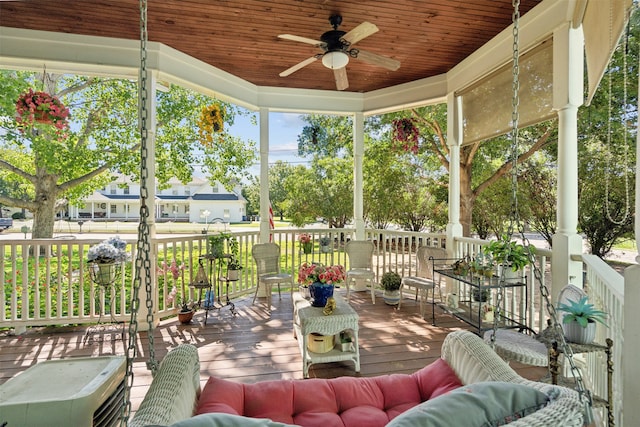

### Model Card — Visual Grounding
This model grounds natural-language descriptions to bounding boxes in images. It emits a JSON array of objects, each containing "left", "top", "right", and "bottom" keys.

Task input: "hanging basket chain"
[
  {"left": 490, "top": 2, "right": 594, "bottom": 423},
  {"left": 122, "top": 0, "right": 158, "bottom": 424}
]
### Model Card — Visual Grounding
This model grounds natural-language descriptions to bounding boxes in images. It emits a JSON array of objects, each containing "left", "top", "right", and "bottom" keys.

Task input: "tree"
[
  {"left": 269, "top": 161, "right": 296, "bottom": 220},
  {"left": 379, "top": 105, "right": 556, "bottom": 237},
  {"left": 0, "top": 71, "right": 256, "bottom": 238}
]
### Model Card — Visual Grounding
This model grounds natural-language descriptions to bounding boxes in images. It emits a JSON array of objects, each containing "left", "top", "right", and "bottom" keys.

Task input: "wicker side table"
[{"left": 293, "top": 293, "right": 360, "bottom": 378}]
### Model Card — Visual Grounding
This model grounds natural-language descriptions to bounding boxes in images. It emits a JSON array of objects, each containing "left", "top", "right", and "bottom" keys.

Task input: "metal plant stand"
[{"left": 84, "top": 262, "right": 125, "bottom": 344}]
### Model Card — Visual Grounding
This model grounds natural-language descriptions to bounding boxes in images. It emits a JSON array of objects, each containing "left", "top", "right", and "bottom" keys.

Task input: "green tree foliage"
[
  {"left": 520, "top": 160, "right": 557, "bottom": 247},
  {"left": 575, "top": 13, "right": 637, "bottom": 257},
  {"left": 0, "top": 71, "right": 256, "bottom": 237}
]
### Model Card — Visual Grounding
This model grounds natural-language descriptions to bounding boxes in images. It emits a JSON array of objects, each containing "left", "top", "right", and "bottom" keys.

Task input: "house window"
[
  {"left": 212, "top": 185, "right": 219, "bottom": 193},
  {"left": 110, "top": 185, "right": 117, "bottom": 195},
  {"left": 172, "top": 189, "right": 178, "bottom": 196},
  {"left": 110, "top": 205, "right": 117, "bottom": 214},
  {"left": 124, "top": 186, "right": 130, "bottom": 195},
  {"left": 185, "top": 188, "right": 190, "bottom": 196},
  {"left": 223, "top": 209, "right": 230, "bottom": 220},
  {"left": 185, "top": 206, "right": 190, "bottom": 215}
]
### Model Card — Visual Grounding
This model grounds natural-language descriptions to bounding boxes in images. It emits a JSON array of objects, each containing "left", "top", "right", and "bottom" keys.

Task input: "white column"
[
  {"left": 259, "top": 107, "right": 271, "bottom": 243},
  {"left": 353, "top": 112, "right": 365, "bottom": 240},
  {"left": 623, "top": 49, "right": 640, "bottom": 427},
  {"left": 135, "top": 72, "right": 159, "bottom": 331},
  {"left": 446, "top": 93, "right": 463, "bottom": 256},
  {"left": 551, "top": 24, "right": 584, "bottom": 301}
]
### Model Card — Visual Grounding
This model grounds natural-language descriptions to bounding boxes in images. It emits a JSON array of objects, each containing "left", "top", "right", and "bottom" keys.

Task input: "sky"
[{"left": 227, "top": 111, "right": 311, "bottom": 179}]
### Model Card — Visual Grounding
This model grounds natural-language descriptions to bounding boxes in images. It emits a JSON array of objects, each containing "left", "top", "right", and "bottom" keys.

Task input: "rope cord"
[{"left": 604, "top": 3, "right": 631, "bottom": 225}]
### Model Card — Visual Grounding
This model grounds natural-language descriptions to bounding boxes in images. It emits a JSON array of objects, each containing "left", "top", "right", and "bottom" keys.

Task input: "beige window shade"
[{"left": 459, "top": 40, "right": 554, "bottom": 145}]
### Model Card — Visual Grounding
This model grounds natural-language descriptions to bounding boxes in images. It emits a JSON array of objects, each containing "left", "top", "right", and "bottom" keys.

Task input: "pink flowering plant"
[
  {"left": 15, "top": 89, "right": 70, "bottom": 130},
  {"left": 391, "top": 117, "right": 420, "bottom": 154},
  {"left": 298, "top": 262, "right": 346, "bottom": 286},
  {"left": 299, "top": 233, "right": 312, "bottom": 244}
]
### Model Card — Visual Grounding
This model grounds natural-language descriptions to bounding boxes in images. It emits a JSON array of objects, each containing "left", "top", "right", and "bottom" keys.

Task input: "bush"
[{"left": 12, "top": 212, "right": 25, "bottom": 220}]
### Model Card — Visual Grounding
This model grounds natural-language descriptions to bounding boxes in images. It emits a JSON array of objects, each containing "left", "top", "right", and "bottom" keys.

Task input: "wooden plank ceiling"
[{"left": 0, "top": 0, "right": 542, "bottom": 93}]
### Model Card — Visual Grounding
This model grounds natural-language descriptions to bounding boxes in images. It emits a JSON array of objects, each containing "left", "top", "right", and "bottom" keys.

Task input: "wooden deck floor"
[{"left": 0, "top": 288, "right": 547, "bottom": 415}]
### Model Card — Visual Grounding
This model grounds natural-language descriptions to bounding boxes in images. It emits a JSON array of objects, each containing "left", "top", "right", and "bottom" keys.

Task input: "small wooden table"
[{"left": 292, "top": 293, "right": 360, "bottom": 378}]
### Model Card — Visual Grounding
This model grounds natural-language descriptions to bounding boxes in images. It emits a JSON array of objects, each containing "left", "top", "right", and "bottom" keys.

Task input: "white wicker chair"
[
  {"left": 399, "top": 246, "right": 445, "bottom": 321},
  {"left": 345, "top": 240, "right": 376, "bottom": 304},
  {"left": 251, "top": 243, "right": 294, "bottom": 311}
]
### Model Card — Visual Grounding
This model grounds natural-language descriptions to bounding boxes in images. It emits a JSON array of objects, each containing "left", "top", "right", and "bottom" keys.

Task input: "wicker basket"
[{"left": 307, "top": 333, "right": 334, "bottom": 353}]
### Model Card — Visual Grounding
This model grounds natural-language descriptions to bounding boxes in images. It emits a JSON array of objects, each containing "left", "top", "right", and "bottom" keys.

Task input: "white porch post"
[
  {"left": 622, "top": 48, "right": 640, "bottom": 427},
  {"left": 446, "top": 93, "right": 463, "bottom": 256},
  {"left": 259, "top": 107, "right": 271, "bottom": 243},
  {"left": 551, "top": 23, "right": 584, "bottom": 301},
  {"left": 353, "top": 112, "right": 365, "bottom": 240},
  {"left": 134, "top": 72, "right": 159, "bottom": 330}
]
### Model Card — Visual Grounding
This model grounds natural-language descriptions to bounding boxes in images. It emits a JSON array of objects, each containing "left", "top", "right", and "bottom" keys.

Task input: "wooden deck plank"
[{"left": 0, "top": 288, "right": 548, "bottom": 417}]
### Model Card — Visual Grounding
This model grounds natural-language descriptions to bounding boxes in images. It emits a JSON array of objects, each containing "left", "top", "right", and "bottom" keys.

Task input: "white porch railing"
[
  {"left": 0, "top": 229, "right": 626, "bottom": 425},
  {"left": 581, "top": 254, "right": 624, "bottom": 426}
]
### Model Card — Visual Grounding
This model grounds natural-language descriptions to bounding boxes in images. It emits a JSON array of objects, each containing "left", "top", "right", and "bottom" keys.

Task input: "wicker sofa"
[{"left": 130, "top": 330, "right": 585, "bottom": 427}]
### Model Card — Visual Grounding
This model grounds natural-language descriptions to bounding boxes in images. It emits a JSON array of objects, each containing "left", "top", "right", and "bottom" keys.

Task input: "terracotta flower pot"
[{"left": 178, "top": 310, "right": 194, "bottom": 324}]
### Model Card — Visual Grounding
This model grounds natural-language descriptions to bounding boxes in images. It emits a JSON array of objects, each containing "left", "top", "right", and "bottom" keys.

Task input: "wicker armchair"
[
  {"left": 251, "top": 243, "right": 294, "bottom": 311},
  {"left": 345, "top": 240, "right": 376, "bottom": 304}
]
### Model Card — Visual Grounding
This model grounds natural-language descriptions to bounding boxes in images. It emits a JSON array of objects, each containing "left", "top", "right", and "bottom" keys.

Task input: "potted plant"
[
  {"left": 225, "top": 236, "right": 242, "bottom": 279},
  {"left": 297, "top": 262, "right": 346, "bottom": 307},
  {"left": 319, "top": 236, "right": 332, "bottom": 253},
  {"left": 207, "top": 232, "right": 231, "bottom": 258},
  {"left": 87, "top": 236, "right": 130, "bottom": 286},
  {"left": 380, "top": 271, "right": 402, "bottom": 306},
  {"left": 226, "top": 256, "right": 243, "bottom": 280},
  {"left": 299, "top": 233, "right": 313, "bottom": 254},
  {"left": 483, "top": 236, "right": 535, "bottom": 279},
  {"left": 177, "top": 299, "right": 196, "bottom": 324},
  {"left": 557, "top": 296, "right": 607, "bottom": 344}
]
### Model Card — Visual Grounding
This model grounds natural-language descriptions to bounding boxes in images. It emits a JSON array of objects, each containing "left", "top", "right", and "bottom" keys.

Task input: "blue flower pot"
[{"left": 309, "top": 282, "right": 334, "bottom": 307}]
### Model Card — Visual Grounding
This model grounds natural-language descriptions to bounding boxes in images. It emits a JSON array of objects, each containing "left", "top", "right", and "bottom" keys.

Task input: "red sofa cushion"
[{"left": 196, "top": 358, "right": 462, "bottom": 427}]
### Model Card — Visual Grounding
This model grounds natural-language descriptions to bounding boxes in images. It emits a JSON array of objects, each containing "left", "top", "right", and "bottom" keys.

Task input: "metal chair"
[
  {"left": 345, "top": 240, "right": 376, "bottom": 304},
  {"left": 251, "top": 243, "right": 293, "bottom": 311},
  {"left": 399, "top": 246, "right": 445, "bottom": 322}
]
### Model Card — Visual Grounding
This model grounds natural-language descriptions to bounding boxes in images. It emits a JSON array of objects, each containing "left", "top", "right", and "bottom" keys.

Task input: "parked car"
[{"left": 0, "top": 218, "right": 13, "bottom": 232}]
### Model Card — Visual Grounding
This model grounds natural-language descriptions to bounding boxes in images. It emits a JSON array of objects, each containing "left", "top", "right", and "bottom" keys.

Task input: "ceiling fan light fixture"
[{"left": 322, "top": 51, "right": 349, "bottom": 69}]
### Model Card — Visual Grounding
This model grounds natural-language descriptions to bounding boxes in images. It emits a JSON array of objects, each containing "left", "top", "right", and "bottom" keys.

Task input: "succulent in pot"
[{"left": 557, "top": 296, "right": 607, "bottom": 344}]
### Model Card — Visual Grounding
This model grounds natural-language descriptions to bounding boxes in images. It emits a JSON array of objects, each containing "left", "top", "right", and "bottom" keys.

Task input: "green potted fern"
[{"left": 557, "top": 296, "right": 607, "bottom": 344}]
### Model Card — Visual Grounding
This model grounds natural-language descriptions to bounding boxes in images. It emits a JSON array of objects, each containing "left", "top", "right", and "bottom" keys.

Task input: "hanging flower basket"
[
  {"left": 391, "top": 117, "right": 420, "bottom": 153},
  {"left": 15, "top": 89, "right": 70, "bottom": 130},
  {"left": 198, "top": 103, "right": 225, "bottom": 147}
]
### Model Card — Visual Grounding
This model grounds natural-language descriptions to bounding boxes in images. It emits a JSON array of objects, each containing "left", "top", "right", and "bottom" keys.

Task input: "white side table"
[{"left": 293, "top": 293, "right": 360, "bottom": 378}]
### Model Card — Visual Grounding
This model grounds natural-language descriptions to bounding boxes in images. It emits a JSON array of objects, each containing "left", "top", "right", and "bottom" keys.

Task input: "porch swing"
[{"left": 124, "top": 1, "right": 586, "bottom": 426}]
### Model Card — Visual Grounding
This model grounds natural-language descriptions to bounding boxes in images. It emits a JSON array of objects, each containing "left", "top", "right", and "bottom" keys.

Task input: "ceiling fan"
[{"left": 278, "top": 15, "right": 401, "bottom": 91}]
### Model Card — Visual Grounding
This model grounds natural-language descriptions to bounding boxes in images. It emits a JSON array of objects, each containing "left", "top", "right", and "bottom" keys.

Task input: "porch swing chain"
[
  {"left": 490, "top": 0, "right": 594, "bottom": 423},
  {"left": 122, "top": 0, "right": 157, "bottom": 423},
  {"left": 605, "top": 5, "right": 631, "bottom": 225}
]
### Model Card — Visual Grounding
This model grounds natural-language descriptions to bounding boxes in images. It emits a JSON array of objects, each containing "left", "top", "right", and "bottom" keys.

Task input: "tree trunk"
[
  {"left": 32, "top": 174, "right": 59, "bottom": 239},
  {"left": 459, "top": 162, "right": 475, "bottom": 237}
]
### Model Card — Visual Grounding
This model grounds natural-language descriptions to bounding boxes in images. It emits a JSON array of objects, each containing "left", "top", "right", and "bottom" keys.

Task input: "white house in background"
[{"left": 70, "top": 175, "right": 247, "bottom": 223}]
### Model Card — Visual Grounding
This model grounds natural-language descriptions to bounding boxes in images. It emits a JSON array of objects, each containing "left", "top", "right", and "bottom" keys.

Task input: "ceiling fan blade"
[
  {"left": 342, "top": 22, "right": 378, "bottom": 45},
  {"left": 355, "top": 49, "right": 401, "bottom": 71},
  {"left": 279, "top": 56, "right": 318, "bottom": 77},
  {"left": 278, "top": 34, "right": 323, "bottom": 46},
  {"left": 334, "top": 67, "right": 349, "bottom": 91}
]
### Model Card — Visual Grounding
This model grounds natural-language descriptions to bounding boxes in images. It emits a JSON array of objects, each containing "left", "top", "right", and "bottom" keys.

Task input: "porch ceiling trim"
[{"left": 0, "top": 0, "right": 577, "bottom": 117}]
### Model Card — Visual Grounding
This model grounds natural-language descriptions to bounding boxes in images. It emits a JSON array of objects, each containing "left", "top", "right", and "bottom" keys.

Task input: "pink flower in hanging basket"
[
  {"left": 392, "top": 117, "right": 420, "bottom": 154},
  {"left": 15, "top": 89, "right": 70, "bottom": 130}
]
